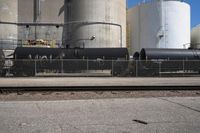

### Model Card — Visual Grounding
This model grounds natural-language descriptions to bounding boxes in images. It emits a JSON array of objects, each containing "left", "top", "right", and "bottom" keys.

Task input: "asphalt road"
[{"left": 0, "top": 97, "right": 200, "bottom": 133}]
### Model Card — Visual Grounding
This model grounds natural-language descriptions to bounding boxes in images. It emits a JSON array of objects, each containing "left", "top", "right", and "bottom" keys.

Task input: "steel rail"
[{"left": 0, "top": 86, "right": 200, "bottom": 92}]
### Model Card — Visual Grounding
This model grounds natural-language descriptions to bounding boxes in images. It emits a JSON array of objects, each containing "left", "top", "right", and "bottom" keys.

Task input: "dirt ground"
[{"left": 0, "top": 90, "right": 200, "bottom": 101}]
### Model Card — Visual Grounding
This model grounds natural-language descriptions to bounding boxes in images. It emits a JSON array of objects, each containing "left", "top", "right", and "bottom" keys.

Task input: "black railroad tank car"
[
  {"left": 137, "top": 48, "right": 200, "bottom": 76},
  {"left": 140, "top": 48, "right": 200, "bottom": 60},
  {"left": 13, "top": 47, "right": 129, "bottom": 76},
  {"left": 14, "top": 47, "right": 129, "bottom": 60}
]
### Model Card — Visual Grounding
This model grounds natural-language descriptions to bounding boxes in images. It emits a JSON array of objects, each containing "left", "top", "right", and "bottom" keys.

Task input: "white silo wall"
[
  {"left": 0, "top": 0, "right": 18, "bottom": 49},
  {"left": 64, "top": 0, "right": 126, "bottom": 48},
  {"left": 127, "top": 0, "right": 191, "bottom": 55},
  {"left": 191, "top": 25, "right": 200, "bottom": 49}
]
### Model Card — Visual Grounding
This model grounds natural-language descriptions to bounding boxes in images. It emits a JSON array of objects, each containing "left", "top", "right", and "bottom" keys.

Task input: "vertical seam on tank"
[
  {"left": 138, "top": 5, "right": 141, "bottom": 52},
  {"left": 164, "top": 0, "right": 167, "bottom": 48}
]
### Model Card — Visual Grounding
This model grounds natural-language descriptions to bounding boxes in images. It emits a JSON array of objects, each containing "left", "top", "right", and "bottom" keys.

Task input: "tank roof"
[{"left": 136, "top": 0, "right": 188, "bottom": 6}]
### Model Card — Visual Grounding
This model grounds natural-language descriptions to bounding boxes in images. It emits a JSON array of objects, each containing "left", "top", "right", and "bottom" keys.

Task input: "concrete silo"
[
  {"left": 63, "top": 0, "right": 126, "bottom": 48},
  {"left": 18, "top": 0, "right": 64, "bottom": 42},
  {"left": 127, "top": 0, "right": 191, "bottom": 55},
  {"left": 191, "top": 25, "right": 200, "bottom": 49},
  {"left": 0, "top": 0, "right": 18, "bottom": 49}
]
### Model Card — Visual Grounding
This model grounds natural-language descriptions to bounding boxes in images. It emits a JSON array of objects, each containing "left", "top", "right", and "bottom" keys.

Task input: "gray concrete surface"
[
  {"left": 0, "top": 97, "right": 200, "bottom": 133},
  {"left": 0, "top": 77, "right": 200, "bottom": 87}
]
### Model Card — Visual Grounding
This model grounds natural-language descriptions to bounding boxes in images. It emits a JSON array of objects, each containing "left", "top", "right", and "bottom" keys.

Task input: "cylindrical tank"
[
  {"left": 127, "top": 0, "right": 191, "bottom": 55},
  {"left": 191, "top": 25, "right": 200, "bottom": 49},
  {"left": 14, "top": 47, "right": 129, "bottom": 60},
  {"left": 64, "top": 0, "right": 126, "bottom": 48},
  {"left": 18, "top": 0, "right": 64, "bottom": 43},
  {"left": 0, "top": 0, "right": 18, "bottom": 49},
  {"left": 140, "top": 48, "right": 200, "bottom": 60}
]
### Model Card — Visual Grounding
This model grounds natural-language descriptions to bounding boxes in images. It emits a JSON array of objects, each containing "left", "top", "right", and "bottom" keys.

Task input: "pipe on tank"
[{"left": 140, "top": 48, "right": 200, "bottom": 60}]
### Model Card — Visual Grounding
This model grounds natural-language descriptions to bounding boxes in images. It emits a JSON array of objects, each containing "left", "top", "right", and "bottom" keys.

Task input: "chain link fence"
[{"left": 1, "top": 59, "right": 200, "bottom": 77}]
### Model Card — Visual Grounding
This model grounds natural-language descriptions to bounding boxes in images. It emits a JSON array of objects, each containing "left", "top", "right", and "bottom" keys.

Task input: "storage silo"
[
  {"left": 18, "top": 0, "right": 64, "bottom": 43},
  {"left": 127, "top": 0, "right": 191, "bottom": 55},
  {"left": 0, "top": 0, "right": 18, "bottom": 49},
  {"left": 63, "top": 0, "right": 126, "bottom": 48},
  {"left": 191, "top": 25, "right": 200, "bottom": 49}
]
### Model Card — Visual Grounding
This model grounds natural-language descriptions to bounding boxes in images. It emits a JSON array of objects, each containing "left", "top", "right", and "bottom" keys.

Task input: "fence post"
[
  {"left": 136, "top": 60, "right": 138, "bottom": 77},
  {"left": 159, "top": 62, "right": 161, "bottom": 77},
  {"left": 34, "top": 59, "right": 37, "bottom": 75},
  {"left": 112, "top": 60, "right": 114, "bottom": 77},
  {"left": 0, "top": 39, "right": 1, "bottom": 49},
  {"left": 61, "top": 59, "right": 64, "bottom": 74},
  {"left": 87, "top": 59, "right": 89, "bottom": 77},
  {"left": 8, "top": 60, "right": 11, "bottom": 76},
  {"left": 183, "top": 60, "right": 185, "bottom": 76}
]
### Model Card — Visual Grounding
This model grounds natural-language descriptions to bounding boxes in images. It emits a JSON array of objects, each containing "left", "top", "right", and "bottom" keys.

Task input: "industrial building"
[
  {"left": 1, "top": 0, "right": 200, "bottom": 77},
  {"left": 18, "top": 0, "right": 64, "bottom": 42},
  {"left": 191, "top": 25, "right": 200, "bottom": 49},
  {"left": 0, "top": 0, "right": 18, "bottom": 49},
  {"left": 0, "top": 0, "right": 195, "bottom": 52},
  {"left": 63, "top": 0, "right": 126, "bottom": 48},
  {"left": 0, "top": 0, "right": 64, "bottom": 49},
  {"left": 127, "top": 0, "right": 191, "bottom": 55},
  {"left": 0, "top": 0, "right": 126, "bottom": 49}
]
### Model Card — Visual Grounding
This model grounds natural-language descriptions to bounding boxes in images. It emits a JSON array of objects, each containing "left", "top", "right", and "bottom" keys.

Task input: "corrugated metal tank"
[
  {"left": 127, "top": 0, "right": 191, "bottom": 55},
  {"left": 0, "top": 0, "right": 18, "bottom": 49},
  {"left": 64, "top": 0, "right": 126, "bottom": 48},
  {"left": 191, "top": 25, "right": 200, "bottom": 49}
]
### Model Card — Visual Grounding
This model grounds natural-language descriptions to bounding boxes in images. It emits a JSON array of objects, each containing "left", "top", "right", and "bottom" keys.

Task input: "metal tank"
[
  {"left": 62, "top": 0, "right": 126, "bottom": 48},
  {"left": 191, "top": 25, "right": 200, "bottom": 49},
  {"left": 140, "top": 48, "right": 200, "bottom": 60},
  {"left": 0, "top": 0, "right": 18, "bottom": 49},
  {"left": 127, "top": 0, "right": 191, "bottom": 55},
  {"left": 18, "top": 0, "right": 64, "bottom": 43}
]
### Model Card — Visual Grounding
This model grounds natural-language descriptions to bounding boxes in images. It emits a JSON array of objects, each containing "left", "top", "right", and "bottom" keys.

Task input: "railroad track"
[{"left": 0, "top": 86, "right": 200, "bottom": 92}]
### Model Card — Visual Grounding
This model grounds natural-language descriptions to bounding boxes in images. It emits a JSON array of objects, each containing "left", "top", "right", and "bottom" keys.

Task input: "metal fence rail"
[{"left": 1, "top": 59, "right": 200, "bottom": 77}]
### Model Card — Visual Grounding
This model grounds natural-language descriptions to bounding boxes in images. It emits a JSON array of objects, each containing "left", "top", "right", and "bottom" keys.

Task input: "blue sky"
[{"left": 127, "top": 0, "right": 200, "bottom": 28}]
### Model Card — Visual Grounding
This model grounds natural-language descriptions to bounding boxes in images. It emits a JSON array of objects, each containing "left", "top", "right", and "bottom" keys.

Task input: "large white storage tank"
[
  {"left": 191, "top": 25, "right": 200, "bottom": 49},
  {"left": 63, "top": 0, "right": 126, "bottom": 48},
  {"left": 127, "top": 0, "right": 191, "bottom": 54},
  {"left": 0, "top": 0, "right": 18, "bottom": 49}
]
